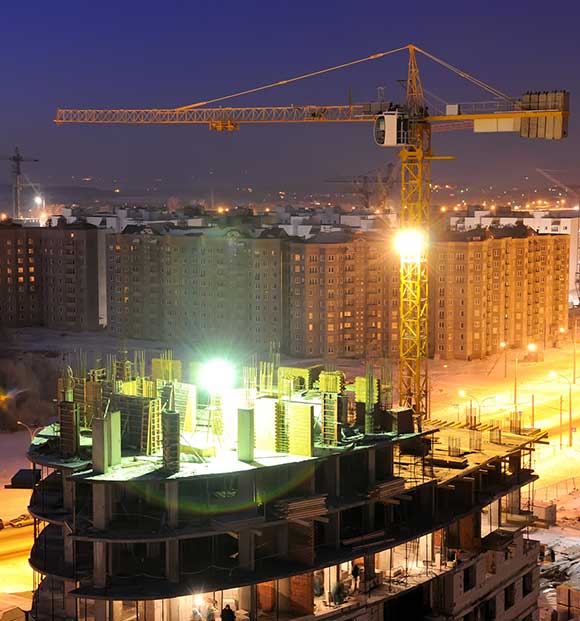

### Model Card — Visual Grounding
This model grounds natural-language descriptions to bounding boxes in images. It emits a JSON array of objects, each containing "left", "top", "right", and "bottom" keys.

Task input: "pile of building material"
[
  {"left": 557, "top": 583, "right": 580, "bottom": 620},
  {"left": 271, "top": 495, "right": 327, "bottom": 520},
  {"left": 369, "top": 477, "right": 406, "bottom": 502}
]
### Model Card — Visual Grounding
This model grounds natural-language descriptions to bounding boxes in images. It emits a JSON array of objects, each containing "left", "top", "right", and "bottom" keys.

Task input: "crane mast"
[{"left": 398, "top": 47, "right": 431, "bottom": 420}]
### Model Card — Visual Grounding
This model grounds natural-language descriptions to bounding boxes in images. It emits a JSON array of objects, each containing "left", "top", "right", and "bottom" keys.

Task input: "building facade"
[
  {"left": 0, "top": 220, "right": 106, "bottom": 331},
  {"left": 27, "top": 353, "right": 542, "bottom": 621},
  {"left": 284, "top": 231, "right": 398, "bottom": 359},
  {"left": 432, "top": 226, "right": 569, "bottom": 360},
  {"left": 40, "top": 222, "right": 103, "bottom": 331},
  {"left": 106, "top": 225, "right": 568, "bottom": 362},
  {"left": 450, "top": 208, "right": 580, "bottom": 305},
  {"left": 107, "top": 227, "right": 283, "bottom": 354}
]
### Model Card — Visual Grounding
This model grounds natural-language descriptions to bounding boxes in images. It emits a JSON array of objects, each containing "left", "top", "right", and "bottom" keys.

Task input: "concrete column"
[
  {"left": 277, "top": 523, "right": 289, "bottom": 557},
  {"left": 325, "top": 456, "right": 340, "bottom": 498},
  {"left": 324, "top": 514, "right": 340, "bottom": 548},
  {"left": 164, "top": 599, "right": 181, "bottom": 621},
  {"left": 63, "top": 579, "right": 77, "bottom": 619},
  {"left": 166, "top": 540, "right": 180, "bottom": 583},
  {"left": 92, "top": 417, "right": 110, "bottom": 475},
  {"left": 92, "top": 485, "right": 110, "bottom": 530},
  {"left": 239, "top": 585, "right": 257, "bottom": 621},
  {"left": 166, "top": 481, "right": 179, "bottom": 527},
  {"left": 94, "top": 600, "right": 109, "bottom": 621},
  {"left": 109, "top": 601, "right": 123, "bottom": 621},
  {"left": 144, "top": 600, "right": 162, "bottom": 621},
  {"left": 238, "top": 408, "right": 255, "bottom": 463},
  {"left": 363, "top": 553, "right": 376, "bottom": 592},
  {"left": 61, "top": 467, "right": 75, "bottom": 512},
  {"left": 239, "top": 473, "right": 255, "bottom": 511},
  {"left": 238, "top": 531, "right": 255, "bottom": 571},
  {"left": 507, "top": 489, "right": 521, "bottom": 515},
  {"left": 368, "top": 447, "right": 376, "bottom": 487},
  {"left": 94, "top": 541, "right": 107, "bottom": 587},
  {"left": 278, "top": 578, "right": 291, "bottom": 612}
]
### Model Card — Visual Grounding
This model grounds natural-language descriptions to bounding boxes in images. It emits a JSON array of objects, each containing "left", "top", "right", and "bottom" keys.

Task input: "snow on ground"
[
  {"left": 0, "top": 430, "right": 33, "bottom": 522},
  {"left": 530, "top": 487, "right": 580, "bottom": 620}
]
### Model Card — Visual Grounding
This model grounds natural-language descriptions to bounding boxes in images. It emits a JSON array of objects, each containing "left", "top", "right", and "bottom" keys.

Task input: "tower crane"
[
  {"left": 2, "top": 147, "right": 39, "bottom": 219},
  {"left": 55, "top": 44, "right": 569, "bottom": 422},
  {"left": 536, "top": 168, "right": 579, "bottom": 206},
  {"left": 326, "top": 162, "right": 398, "bottom": 211}
]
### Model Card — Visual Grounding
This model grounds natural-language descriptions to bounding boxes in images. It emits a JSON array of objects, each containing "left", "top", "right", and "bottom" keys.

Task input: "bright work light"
[
  {"left": 198, "top": 359, "right": 235, "bottom": 395},
  {"left": 394, "top": 228, "right": 427, "bottom": 262}
]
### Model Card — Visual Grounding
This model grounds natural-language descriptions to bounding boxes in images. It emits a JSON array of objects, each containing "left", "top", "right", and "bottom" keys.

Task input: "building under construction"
[{"left": 27, "top": 349, "right": 544, "bottom": 621}]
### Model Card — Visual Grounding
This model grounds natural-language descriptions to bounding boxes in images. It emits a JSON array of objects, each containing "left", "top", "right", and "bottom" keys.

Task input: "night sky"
[{"left": 2, "top": 0, "right": 579, "bottom": 196}]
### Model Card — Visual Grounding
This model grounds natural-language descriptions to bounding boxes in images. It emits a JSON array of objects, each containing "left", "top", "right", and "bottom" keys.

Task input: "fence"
[{"left": 524, "top": 477, "right": 579, "bottom": 504}]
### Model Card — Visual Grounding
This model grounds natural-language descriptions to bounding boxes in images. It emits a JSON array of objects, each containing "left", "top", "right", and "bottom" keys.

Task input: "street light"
[
  {"left": 549, "top": 371, "right": 573, "bottom": 447},
  {"left": 17, "top": 420, "right": 41, "bottom": 442},
  {"left": 499, "top": 341, "right": 507, "bottom": 379},
  {"left": 17, "top": 421, "right": 42, "bottom": 470},
  {"left": 458, "top": 391, "right": 496, "bottom": 424}
]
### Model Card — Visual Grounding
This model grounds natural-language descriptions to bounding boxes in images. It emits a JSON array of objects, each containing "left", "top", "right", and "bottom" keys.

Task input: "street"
[
  {"left": 0, "top": 525, "right": 34, "bottom": 594},
  {"left": 429, "top": 341, "right": 580, "bottom": 444}
]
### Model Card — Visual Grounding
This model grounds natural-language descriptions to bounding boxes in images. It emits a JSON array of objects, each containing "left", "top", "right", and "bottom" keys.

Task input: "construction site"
[
  {"left": 23, "top": 348, "right": 546, "bottom": 621},
  {"left": 8, "top": 38, "right": 569, "bottom": 621}
]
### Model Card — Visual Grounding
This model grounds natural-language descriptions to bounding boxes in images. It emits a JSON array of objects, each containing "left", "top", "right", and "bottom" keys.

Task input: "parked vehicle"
[{"left": 8, "top": 513, "right": 33, "bottom": 528}]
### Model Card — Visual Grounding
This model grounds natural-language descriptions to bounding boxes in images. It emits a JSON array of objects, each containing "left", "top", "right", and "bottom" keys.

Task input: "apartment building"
[
  {"left": 41, "top": 221, "right": 103, "bottom": 331},
  {"left": 107, "top": 226, "right": 283, "bottom": 353},
  {"left": 27, "top": 353, "right": 543, "bottom": 621},
  {"left": 0, "top": 219, "right": 105, "bottom": 331},
  {"left": 432, "top": 225, "right": 569, "bottom": 360},
  {"left": 450, "top": 208, "right": 580, "bottom": 304},
  {"left": 284, "top": 231, "right": 397, "bottom": 359},
  {"left": 0, "top": 221, "right": 43, "bottom": 326}
]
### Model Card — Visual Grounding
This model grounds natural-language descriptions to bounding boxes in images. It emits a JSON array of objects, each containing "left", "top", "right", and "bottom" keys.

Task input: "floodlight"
[
  {"left": 394, "top": 229, "right": 427, "bottom": 263},
  {"left": 527, "top": 343, "right": 537, "bottom": 352},
  {"left": 198, "top": 359, "right": 235, "bottom": 395},
  {"left": 34, "top": 196, "right": 42, "bottom": 206}
]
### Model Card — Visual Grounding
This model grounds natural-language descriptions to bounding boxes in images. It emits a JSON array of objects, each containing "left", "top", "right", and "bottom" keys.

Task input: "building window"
[
  {"left": 463, "top": 565, "right": 476, "bottom": 592},
  {"left": 522, "top": 570, "right": 533, "bottom": 596},
  {"left": 504, "top": 583, "right": 515, "bottom": 610}
]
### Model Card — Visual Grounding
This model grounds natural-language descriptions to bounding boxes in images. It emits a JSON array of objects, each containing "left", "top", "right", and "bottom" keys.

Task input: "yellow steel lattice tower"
[{"left": 398, "top": 47, "right": 431, "bottom": 421}]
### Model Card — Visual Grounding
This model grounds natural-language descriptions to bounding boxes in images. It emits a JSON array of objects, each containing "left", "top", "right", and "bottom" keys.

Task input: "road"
[
  {"left": 0, "top": 525, "right": 34, "bottom": 594},
  {"left": 429, "top": 341, "right": 580, "bottom": 445}
]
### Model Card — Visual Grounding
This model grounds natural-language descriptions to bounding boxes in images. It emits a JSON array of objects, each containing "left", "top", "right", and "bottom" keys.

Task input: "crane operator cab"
[{"left": 374, "top": 111, "right": 410, "bottom": 147}]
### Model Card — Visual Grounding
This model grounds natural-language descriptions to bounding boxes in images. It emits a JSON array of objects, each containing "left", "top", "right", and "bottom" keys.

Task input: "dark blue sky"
[{"left": 1, "top": 0, "right": 579, "bottom": 195}]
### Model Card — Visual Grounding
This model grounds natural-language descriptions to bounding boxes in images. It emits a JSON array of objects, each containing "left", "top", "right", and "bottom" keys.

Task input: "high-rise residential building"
[
  {"left": 0, "top": 221, "right": 43, "bottom": 327},
  {"left": 107, "top": 227, "right": 283, "bottom": 353},
  {"left": 41, "top": 222, "right": 104, "bottom": 331},
  {"left": 284, "top": 231, "right": 397, "bottom": 359},
  {"left": 450, "top": 207, "right": 580, "bottom": 304},
  {"left": 0, "top": 219, "right": 107, "bottom": 331},
  {"left": 27, "top": 353, "right": 543, "bottom": 621},
  {"left": 106, "top": 224, "right": 568, "bottom": 363},
  {"left": 431, "top": 225, "right": 569, "bottom": 360}
]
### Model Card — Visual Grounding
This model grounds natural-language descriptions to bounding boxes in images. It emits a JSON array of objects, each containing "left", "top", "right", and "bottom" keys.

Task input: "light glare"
[
  {"left": 394, "top": 229, "right": 427, "bottom": 262},
  {"left": 198, "top": 359, "right": 235, "bottom": 394}
]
